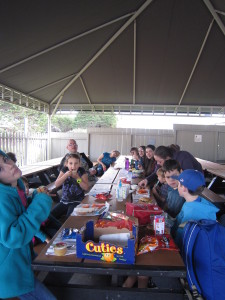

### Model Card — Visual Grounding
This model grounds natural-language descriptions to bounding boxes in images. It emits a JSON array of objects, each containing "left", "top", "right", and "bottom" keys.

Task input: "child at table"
[
  {"left": 130, "top": 147, "right": 140, "bottom": 169},
  {"left": 170, "top": 169, "right": 219, "bottom": 249},
  {"left": 51, "top": 153, "right": 89, "bottom": 220},
  {"left": 0, "top": 149, "right": 56, "bottom": 300},
  {"left": 161, "top": 159, "right": 185, "bottom": 218},
  {"left": 95, "top": 150, "right": 120, "bottom": 176}
]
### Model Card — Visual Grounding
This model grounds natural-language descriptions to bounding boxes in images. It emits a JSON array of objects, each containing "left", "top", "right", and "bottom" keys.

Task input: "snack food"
[
  {"left": 74, "top": 206, "right": 97, "bottom": 215},
  {"left": 137, "top": 236, "right": 158, "bottom": 255},
  {"left": 73, "top": 203, "right": 107, "bottom": 215},
  {"left": 139, "top": 197, "right": 151, "bottom": 203},
  {"left": 95, "top": 193, "right": 112, "bottom": 201},
  {"left": 36, "top": 186, "right": 46, "bottom": 193},
  {"left": 137, "top": 189, "right": 148, "bottom": 194},
  {"left": 54, "top": 242, "right": 67, "bottom": 256}
]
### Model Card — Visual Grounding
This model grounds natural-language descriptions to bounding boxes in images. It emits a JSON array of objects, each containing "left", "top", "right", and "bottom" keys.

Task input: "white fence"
[
  {"left": 1, "top": 125, "right": 225, "bottom": 165},
  {"left": 0, "top": 131, "right": 48, "bottom": 166}
]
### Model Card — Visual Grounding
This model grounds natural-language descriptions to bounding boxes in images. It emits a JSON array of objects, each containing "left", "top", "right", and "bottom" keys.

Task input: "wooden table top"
[
  {"left": 196, "top": 157, "right": 225, "bottom": 179},
  {"left": 20, "top": 157, "right": 62, "bottom": 176},
  {"left": 33, "top": 163, "right": 185, "bottom": 274}
]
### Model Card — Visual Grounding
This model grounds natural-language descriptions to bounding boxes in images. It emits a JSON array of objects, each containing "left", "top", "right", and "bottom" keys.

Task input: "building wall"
[{"left": 50, "top": 125, "right": 225, "bottom": 163}]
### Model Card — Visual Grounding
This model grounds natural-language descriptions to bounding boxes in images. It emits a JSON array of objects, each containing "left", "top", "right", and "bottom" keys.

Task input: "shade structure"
[{"left": 0, "top": 0, "right": 225, "bottom": 116}]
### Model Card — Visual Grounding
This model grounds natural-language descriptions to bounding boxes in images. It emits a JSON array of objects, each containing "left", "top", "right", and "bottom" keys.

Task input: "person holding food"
[
  {"left": 51, "top": 153, "right": 89, "bottom": 220},
  {"left": 0, "top": 150, "right": 56, "bottom": 300},
  {"left": 95, "top": 150, "right": 120, "bottom": 176},
  {"left": 59, "top": 139, "right": 97, "bottom": 186}
]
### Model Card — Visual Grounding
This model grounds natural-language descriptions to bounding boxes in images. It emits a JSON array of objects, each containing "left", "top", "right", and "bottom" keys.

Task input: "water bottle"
[
  {"left": 125, "top": 157, "right": 129, "bottom": 171},
  {"left": 117, "top": 180, "right": 123, "bottom": 202}
]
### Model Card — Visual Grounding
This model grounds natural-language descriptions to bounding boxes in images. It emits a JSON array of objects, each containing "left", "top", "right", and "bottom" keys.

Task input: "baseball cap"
[
  {"left": 171, "top": 169, "right": 205, "bottom": 192},
  {"left": 0, "top": 149, "right": 8, "bottom": 157}
]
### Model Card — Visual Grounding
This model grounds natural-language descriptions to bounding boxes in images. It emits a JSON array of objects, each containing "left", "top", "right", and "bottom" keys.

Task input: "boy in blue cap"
[{"left": 170, "top": 169, "right": 219, "bottom": 248}]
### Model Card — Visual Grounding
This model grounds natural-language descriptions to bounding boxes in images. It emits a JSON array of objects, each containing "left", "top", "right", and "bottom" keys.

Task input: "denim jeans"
[{"left": 19, "top": 278, "right": 57, "bottom": 300}]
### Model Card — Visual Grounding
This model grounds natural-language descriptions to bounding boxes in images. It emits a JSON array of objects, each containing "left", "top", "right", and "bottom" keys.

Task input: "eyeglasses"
[{"left": 68, "top": 143, "right": 77, "bottom": 146}]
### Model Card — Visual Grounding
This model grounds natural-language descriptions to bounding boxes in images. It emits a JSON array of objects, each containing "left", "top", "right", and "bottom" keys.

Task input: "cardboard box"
[
  {"left": 76, "top": 220, "right": 138, "bottom": 264},
  {"left": 126, "top": 202, "right": 163, "bottom": 225}
]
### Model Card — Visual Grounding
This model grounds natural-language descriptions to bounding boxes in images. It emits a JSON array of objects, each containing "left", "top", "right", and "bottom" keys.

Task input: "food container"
[
  {"left": 154, "top": 215, "right": 165, "bottom": 235},
  {"left": 54, "top": 242, "right": 67, "bottom": 256}
]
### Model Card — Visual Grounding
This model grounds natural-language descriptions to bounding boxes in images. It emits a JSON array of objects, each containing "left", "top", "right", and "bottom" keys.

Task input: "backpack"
[{"left": 182, "top": 219, "right": 225, "bottom": 300}]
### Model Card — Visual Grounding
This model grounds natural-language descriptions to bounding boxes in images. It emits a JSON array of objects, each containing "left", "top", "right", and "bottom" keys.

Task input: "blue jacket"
[
  {"left": 166, "top": 186, "right": 185, "bottom": 218},
  {"left": 0, "top": 179, "right": 52, "bottom": 298},
  {"left": 171, "top": 197, "right": 219, "bottom": 249}
]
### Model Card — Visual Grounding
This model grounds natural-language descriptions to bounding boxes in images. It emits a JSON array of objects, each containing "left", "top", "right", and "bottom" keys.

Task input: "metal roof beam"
[
  {"left": 79, "top": 76, "right": 92, "bottom": 105},
  {"left": 0, "top": 12, "right": 135, "bottom": 74},
  {"left": 50, "top": 0, "right": 154, "bottom": 106},
  {"left": 178, "top": 19, "right": 214, "bottom": 105},
  {"left": 203, "top": 0, "right": 225, "bottom": 36},
  {"left": 133, "top": 20, "right": 137, "bottom": 105},
  {"left": 28, "top": 73, "right": 76, "bottom": 95}
]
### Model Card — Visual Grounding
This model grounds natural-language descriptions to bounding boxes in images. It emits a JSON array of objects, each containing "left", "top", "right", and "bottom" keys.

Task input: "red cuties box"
[
  {"left": 76, "top": 220, "right": 138, "bottom": 264},
  {"left": 126, "top": 203, "right": 163, "bottom": 225}
]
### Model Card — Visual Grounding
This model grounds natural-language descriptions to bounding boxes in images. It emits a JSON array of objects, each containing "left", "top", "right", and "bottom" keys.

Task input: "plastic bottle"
[
  {"left": 117, "top": 180, "right": 123, "bottom": 202},
  {"left": 125, "top": 157, "right": 129, "bottom": 171}
]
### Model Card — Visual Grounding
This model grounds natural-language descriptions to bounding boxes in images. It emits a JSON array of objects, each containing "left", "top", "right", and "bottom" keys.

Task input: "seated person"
[
  {"left": 95, "top": 150, "right": 120, "bottom": 176},
  {"left": 51, "top": 153, "right": 89, "bottom": 220},
  {"left": 138, "top": 145, "right": 158, "bottom": 188},
  {"left": 154, "top": 145, "right": 203, "bottom": 173},
  {"left": 161, "top": 159, "right": 185, "bottom": 218},
  {"left": 170, "top": 169, "right": 219, "bottom": 249},
  {"left": 130, "top": 147, "right": 140, "bottom": 169},
  {"left": 0, "top": 149, "right": 56, "bottom": 300},
  {"left": 152, "top": 167, "right": 168, "bottom": 208},
  {"left": 59, "top": 139, "right": 97, "bottom": 184},
  {"left": 138, "top": 145, "right": 146, "bottom": 169}
]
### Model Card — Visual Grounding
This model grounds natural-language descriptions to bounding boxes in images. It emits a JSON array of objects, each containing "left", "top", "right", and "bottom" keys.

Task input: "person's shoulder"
[
  {"left": 78, "top": 167, "right": 86, "bottom": 174},
  {"left": 177, "top": 150, "right": 194, "bottom": 158}
]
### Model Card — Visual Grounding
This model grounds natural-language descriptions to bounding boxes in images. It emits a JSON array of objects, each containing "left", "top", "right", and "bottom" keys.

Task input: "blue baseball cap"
[
  {"left": 0, "top": 149, "right": 8, "bottom": 157},
  {"left": 171, "top": 169, "right": 205, "bottom": 192}
]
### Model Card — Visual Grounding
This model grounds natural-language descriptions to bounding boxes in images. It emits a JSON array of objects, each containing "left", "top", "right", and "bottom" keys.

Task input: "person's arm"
[
  {"left": 0, "top": 192, "right": 52, "bottom": 248},
  {"left": 70, "top": 170, "right": 89, "bottom": 191},
  {"left": 35, "top": 229, "right": 48, "bottom": 243},
  {"left": 138, "top": 178, "right": 148, "bottom": 188},
  {"left": 145, "top": 163, "right": 160, "bottom": 186},
  {"left": 55, "top": 170, "right": 71, "bottom": 188},
  {"left": 97, "top": 153, "right": 107, "bottom": 171},
  {"left": 152, "top": 185, "right": 167, "bottom": 209}
]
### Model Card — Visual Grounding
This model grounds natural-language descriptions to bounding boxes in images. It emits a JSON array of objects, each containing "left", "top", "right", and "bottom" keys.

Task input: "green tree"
[
  {"left": 73, "top": 112, "right": 116, "bottom": 128},
  {"left": 0, "top": 102, "right": 48, "bottom": 132},
  {"left": 51, "top": 115, "right": 74, "bottom": 132}
]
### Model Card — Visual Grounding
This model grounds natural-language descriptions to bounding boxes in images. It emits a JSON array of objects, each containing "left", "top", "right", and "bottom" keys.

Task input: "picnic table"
[
  {"left": 196, "top": 157, "right": 225, "bottom": 197},
  {"left": 20, "top": 157, "right": 62, "bottom": 186},
  {"left": 32, "top": 159, "right": 186, "bottom": 300}
]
